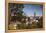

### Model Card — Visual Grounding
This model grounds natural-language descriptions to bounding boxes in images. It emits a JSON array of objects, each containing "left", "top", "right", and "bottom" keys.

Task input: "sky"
[{"left": 23, "top": 4, "right": 43, "bottom": 17}]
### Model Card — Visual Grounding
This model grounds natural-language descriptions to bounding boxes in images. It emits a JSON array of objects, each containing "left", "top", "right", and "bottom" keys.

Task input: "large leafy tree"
[{"left": 9, "top": 3, "right": 24, "bottom": 22}]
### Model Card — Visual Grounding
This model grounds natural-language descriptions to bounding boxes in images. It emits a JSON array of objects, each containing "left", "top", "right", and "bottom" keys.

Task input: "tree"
[
  {"left": 9, "top": 3, "right": 24, "bottom": 22},
  {"left": 38, "top": 16, "right": 43, "bottom": 28},
  {"left": 14, "top": 4, "right": 24, "bottom": 22}
]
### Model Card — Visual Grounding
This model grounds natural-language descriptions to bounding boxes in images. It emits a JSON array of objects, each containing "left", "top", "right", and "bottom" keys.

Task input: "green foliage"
[
  {"left": 31, "top": 21, "right": 37, "bottom": 29},
  {"left": 27, "top": 24, "right": 32, "bottom": 29},
  {"left": 9, "top": 3, "right": 25, "bottom": 22},
  {"left": 16, "top": 23, "right": 27, "bottom": 29},
  {"left": 38, "top": 16, "right": 43, "bottom": 28},
  {"left": 14, "top": 4, "right": 24, "bottom": 22}
]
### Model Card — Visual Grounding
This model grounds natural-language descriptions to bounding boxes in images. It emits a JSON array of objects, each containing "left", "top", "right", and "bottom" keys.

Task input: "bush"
[
  {"left": 31, "top": 22, "right": 37, "bottom": 29},
  {"left": 16, "top": 23, "right": 27, "bottom": 29}
]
